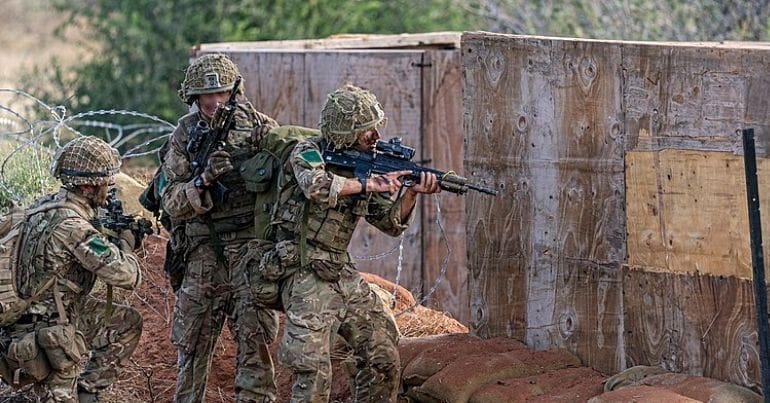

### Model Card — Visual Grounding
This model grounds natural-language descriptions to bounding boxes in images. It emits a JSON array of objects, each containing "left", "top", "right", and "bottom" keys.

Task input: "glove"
[
  {"left": 118, "top": 229, "right": 137, "bottom": 252},
  {"left": 201, "top": 150, "right": 233, "bottom": 185}
]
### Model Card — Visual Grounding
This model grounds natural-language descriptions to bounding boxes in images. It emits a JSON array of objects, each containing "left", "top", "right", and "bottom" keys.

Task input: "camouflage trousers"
[
  {"left": 1, "top": 297, "right": 142, "bottom": 403},
  {"left": 279, "top": 263, "right": 400, "bottom": 403},
  {"left": 172, "top": 240, "right": 279, "bottom": 403}
]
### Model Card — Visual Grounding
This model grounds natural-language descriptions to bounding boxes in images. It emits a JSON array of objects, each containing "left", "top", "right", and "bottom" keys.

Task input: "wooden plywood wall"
[
  {"left": 196, "top": 48, "right": 470, "bottom": 322},
  {"left": 464, "top": 31, "right": 770, "bottom": 384}
]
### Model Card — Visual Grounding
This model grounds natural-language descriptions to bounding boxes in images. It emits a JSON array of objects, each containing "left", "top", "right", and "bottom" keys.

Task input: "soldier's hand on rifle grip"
[
  {"left": 201, "top": 150, "right": 233, "bottom": 185},
  {"left": 118, "top": 229, "right": 137, "bottom": 252}
]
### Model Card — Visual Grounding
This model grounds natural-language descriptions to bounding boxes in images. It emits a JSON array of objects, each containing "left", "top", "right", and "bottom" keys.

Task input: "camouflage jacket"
[
  {"left": 161, "top": 101, "right": 278, "bottom": 238},
  {"left": 272, "top": 136, "right": 411, "bottom": 254},
  {"left": 15, "top": 188, "right": 141, "bottom": 320}
]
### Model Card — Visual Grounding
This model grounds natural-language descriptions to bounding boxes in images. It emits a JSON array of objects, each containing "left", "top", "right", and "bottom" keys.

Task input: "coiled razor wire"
[
  {"left": 0, "top": 89, "right": 175, "bottom": 203},
  {"left": 1, "top": 89, "right": 456, "bottom": 316}
]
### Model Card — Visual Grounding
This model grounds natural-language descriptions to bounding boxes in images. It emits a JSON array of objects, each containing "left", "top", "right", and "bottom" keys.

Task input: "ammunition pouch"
[
  {"left": 37, "top": 324, "right": 88, "bottom": 372},
  {"left": 239, "top": 239, "right": 283, "bottom": 310},
  {"left": 6, "top": 332, "right": 50, "bottom": 383}
]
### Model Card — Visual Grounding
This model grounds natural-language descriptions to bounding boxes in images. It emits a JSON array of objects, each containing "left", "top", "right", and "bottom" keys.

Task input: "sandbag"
[
  {"left": 402, "top": 335, "right": 527, "bottom": 387},
  {"left": 407, "top": 348, "right": 581, "bottom": 403},
  {"left": 469, "top": 366, "right": 605, "bottom": 403}
]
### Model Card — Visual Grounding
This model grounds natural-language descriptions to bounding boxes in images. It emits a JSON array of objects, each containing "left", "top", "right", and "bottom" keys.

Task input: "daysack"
[
  {"left": 0, "top": 202, "right": 68, "bottom": 327},
  {"left": 240, "top": 125, "right": 319, "bottom": 239}
]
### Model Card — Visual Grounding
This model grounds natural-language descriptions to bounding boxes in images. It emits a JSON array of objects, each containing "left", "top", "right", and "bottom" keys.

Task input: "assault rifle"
[
  {"left": 187, "top": 76, "right": 243, "bottom": 202},
  {"left": 100, "top": 188, "right": 154, "bottom": 247},
  {"left": 322, "top": 137, "right": 498, "bottom": 196}
]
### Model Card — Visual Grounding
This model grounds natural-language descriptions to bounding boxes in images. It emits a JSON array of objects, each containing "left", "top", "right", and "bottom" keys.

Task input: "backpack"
[
  {"left": 240, "top": 125, "right": 319, "bottom": 239},
  {"left": 0, "top": 202, "right": 68, "bottom": 327}
]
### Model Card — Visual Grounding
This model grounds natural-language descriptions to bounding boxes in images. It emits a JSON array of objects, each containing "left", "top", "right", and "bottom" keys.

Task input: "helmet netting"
[{"left": 51, "top": 136, "right": 121, "bottom": 187}]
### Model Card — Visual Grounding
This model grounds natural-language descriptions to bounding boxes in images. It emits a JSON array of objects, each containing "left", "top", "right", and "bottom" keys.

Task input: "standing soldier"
[
  {"left": 265, "top": 85, "right": 441, "bottom": 402},
  {"left": 0, "top": 136, "right": 143, "bottom": 402},
  {"left": 161, "top": 53, "right": 280, "bottom": 402}
]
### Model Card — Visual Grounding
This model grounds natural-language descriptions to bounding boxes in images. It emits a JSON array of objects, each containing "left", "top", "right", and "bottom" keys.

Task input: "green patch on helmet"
[
  {"left": 299, "top": 149, "right": 324, "bottom": 168},
  {"left": 87, "top": 237, "right": 109, "bottom": 255}
]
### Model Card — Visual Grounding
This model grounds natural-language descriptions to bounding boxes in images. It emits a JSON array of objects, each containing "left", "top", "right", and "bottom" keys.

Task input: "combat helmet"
[
  {"left": 319, "top": 85, "right": 386, "bottom": 149},
  {"left": 179, "top": 54, "right": 243, "bottom": 105},
  {"left": 50, "top": 136, "right": 121, "bottom": 187}
]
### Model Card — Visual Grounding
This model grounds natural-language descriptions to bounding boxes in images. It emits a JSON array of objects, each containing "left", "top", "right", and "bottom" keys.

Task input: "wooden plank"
[
  {"left": 623, "top": 266, "right": 760, "bottom": 389},
  {"left": 303, "top": 50, "right": 426, "bottom": 296},
  {"left": 626, "top": 149, "right": 770, "bottom": 279},
  {"left": 197, "top": 32, "right": 461, "bottom": 52},
  {"left": 420, "top": 49, "right": 468, "bottom": 323}
]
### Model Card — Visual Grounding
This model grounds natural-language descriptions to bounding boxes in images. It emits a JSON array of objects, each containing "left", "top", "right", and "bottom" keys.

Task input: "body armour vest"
[
  {"left": 272, "top": 138, "right": 367, "bottom": 253},
  {"left": 179, "top": 103, "right": 262, "bottom": 236}
]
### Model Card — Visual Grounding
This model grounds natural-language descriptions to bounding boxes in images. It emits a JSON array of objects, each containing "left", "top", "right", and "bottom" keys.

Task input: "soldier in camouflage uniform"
[
  {"left": 0, "top": 136, "right": 143, "bottom": 403},
  {"left": 266, "top": 85, "right": 440, "bottom": 402},
  {"left": 161, "top": 53, "right": 280, "bottom": 403}
]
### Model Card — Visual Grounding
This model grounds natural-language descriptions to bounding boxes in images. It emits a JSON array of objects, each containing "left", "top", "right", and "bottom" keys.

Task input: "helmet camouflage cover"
[
  {"left": 319, "top": 84, "right": 387, "bottom": 148},
  {"left": 50, "top": 136, "right": 121, "bottom": 187},
  {"left": 179, "top": 53, "right": 243, "bottom": 105}
]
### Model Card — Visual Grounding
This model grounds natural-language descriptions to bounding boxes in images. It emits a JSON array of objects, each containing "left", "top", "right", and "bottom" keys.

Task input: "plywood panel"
[
  {"left": 623, "top": 44, "right": 770, "bottom": 154},
  {"left": 626, "top": 149, "right": 770, "bottom": 279},
  {"left": 210, "top": 51, "right": 306, "bottom": 125},
  {"left": 463, "top": 35, "right": 543, "bottom": 340},
  {"left": 420, "top": 49, "right": 469, "bottom": 323},
  {"left": 464, "top": 33, "right": 626, "bottom": 364},
  {"left": 555, "top": 259, "right": 623, "bottom": 374},
  {"left": 623, "top": 266, "right": 760, "bottom": 389},
  {"left": 304, "top": 50, "right": 426, "bottom": 296}
]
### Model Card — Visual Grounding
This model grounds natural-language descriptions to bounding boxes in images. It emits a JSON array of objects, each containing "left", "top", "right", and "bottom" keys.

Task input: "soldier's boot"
[{"left": 77, "top": 387, "right": 101, "bottom": 403}]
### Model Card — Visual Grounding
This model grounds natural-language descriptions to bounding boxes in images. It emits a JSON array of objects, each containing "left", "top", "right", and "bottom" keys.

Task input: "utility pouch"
[
  {"left": 240, "top": 151, "right": 275, "bottom": 193},
  {"left": 6, "top": 332, "right": 50, "bottom": 383},
  {"left": 239, "top": 239, "right": 281, "bottom": 309},
  {"left": 37, "top": 324, "right": 88, "bottom": 371},
  {"left": 259, "top": 240, "right": 300, "bottom": 281}
]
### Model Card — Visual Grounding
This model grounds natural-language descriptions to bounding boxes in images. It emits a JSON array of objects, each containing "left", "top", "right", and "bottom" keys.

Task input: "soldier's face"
[
  {"left": 93, "top": 180, "right": 115, "bottom": 208},
  {"left": 197, "top": 91, "right": 231, "bottom": 121},
  {"left": 354, "top": 128, "right": 380, "bottom": 151}
]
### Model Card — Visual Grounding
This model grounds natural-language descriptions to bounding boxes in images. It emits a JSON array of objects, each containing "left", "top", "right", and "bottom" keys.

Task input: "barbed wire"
[{"left": 0, "top": 90, "right": 174, "bottom": 204}]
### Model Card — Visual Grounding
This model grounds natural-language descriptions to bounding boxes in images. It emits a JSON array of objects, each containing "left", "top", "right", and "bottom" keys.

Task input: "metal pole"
[{"left": 742, "top": 127, "right": 770, "bottom": 402}]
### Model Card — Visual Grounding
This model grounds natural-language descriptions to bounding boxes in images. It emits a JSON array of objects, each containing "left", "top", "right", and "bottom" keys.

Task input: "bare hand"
[
  {"left": 409, "top": 171, "right": 441, "bottom": 194},
  {"left": 368, "top": 170, "right": 412, "bottom": 193}
]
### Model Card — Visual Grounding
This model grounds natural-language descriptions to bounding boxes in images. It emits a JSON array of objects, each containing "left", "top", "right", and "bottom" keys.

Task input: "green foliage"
[
  {"left": 461, "top": 0, "right": 770, "bottom": 41},
  {"left": 22, "top": 0, "right": 484, "bottom": 123},
  {"left": 0, "top": 141, "right": 57, "bottom": 212}
]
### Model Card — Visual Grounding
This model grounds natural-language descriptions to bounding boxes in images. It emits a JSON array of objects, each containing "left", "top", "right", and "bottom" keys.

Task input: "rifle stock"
[{"left": 322, "top": 138, "right": 498, "bottom": 196}]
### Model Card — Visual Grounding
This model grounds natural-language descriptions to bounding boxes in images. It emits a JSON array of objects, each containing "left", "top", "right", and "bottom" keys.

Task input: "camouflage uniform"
[
  {"left": 162, "top": 54, "right": 280, "bottom": 403},
  {"left": 0, "top": 137, "right": 142, "bottom": 402},
  {"left": 268, "top": 86, "right": 406, "bottom": 402}
]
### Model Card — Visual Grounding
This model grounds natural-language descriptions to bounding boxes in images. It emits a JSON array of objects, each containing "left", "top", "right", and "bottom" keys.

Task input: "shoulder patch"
[
  {"left": 87, "top": 237, "right": 109, "bottom": 256},
  {"left": 299, "top": 149, "right": 324, "bottom": 168}
]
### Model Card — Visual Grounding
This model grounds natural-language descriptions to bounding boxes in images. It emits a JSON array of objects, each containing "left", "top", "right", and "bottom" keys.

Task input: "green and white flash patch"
[
  {"left": 299, "top": 149, "right": 324, "bottom": 169},
  {"left": 87, "top": 237, "right": 109, "bottom": 256}
]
